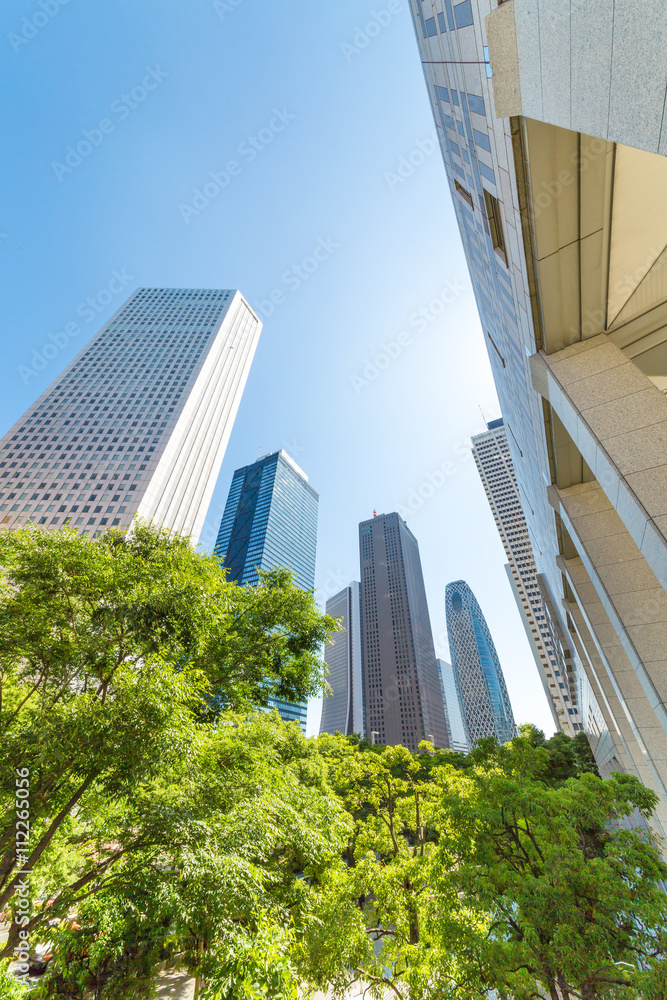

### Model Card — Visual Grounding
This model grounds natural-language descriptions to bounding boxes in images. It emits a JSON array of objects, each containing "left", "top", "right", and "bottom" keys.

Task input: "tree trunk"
[
  {"left": 557, "top": 972, "right": 573, "bottom": 999},
  {"left": 193, "top": 938, "right": 204, "bottom": 1000},
  {"left": 0, "top": 771, "right": 97, "bottom": 912},
  {"left": 542, "top": 973, "right": 559, "bottom": 1000}
]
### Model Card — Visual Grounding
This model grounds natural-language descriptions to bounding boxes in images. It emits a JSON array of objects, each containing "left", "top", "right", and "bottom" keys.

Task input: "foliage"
[
  {"left": 202, "top": 918, "right": 300, "bottom": 1000},
  {"left": 32, "top": 892, "right": 167, "bottom": 1000},
  {"left": 2, "top": 523, "right": 666, "bottom": 999},
  {"left": 29, "top": 714, "right": 348, "bottom": 999},
  {"left": 0, "top": 960, "right": 29, "bottom": 997},
  {"left": 430, "top": 756, "right": 667, "bottom": 1000},
  {"left": 0, "top": 523, "right": 336, "bottom": 958},
  {"left": 300, "top": 735, "right": 667, "bottom": 1000}
]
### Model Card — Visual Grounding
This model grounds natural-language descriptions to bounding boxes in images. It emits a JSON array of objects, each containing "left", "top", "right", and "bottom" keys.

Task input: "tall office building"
[
  {"left": 436, "top": 658, "right": 469, "bottom": 753},
  {"left": 359, "top": 511, "right": 449, "bottom": 751},
  {"left": 408, "top": 0, "right": 667, "bottom": 833},
  {"left": 319, "top": 582, "right": 364, "bottom": 737},
  {"left": 445, "top": 580, "right": 517, "bottom": 746},
  {"left": 472, "top": 418, "right": 582, "bottom": 736},
  {"left": 214, "top": 449, "right": 318, "bottom": 732},
  {"left": 0, "top": 288, "right": 260, "bottom": 544}
]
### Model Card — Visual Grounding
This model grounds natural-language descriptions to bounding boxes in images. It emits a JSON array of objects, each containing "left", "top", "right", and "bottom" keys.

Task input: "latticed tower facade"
[{"left": 445, "top": 580, "right": 517, "bottom": 746}]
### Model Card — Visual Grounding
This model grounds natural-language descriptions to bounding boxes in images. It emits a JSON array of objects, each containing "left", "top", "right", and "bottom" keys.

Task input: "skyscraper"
[
  {"left": 319, "top": 582, "right": 364, "bottom": 737},
  {"left": 472, "top": 419, "right": 582, "bottom": 737},
  {"left": 436, "top": 658, "right": 469, "bottom": 753},
  {"left": 214, "top": 449, "right": 319, "bottom": 731},
  {"left": 445, "top": 580, "right": 517, "bottom": 747},
  {"left": 359, "top": 511, "right": 449, "bottom": 751},
  {"left": 408, "top": 0, "right": 667, "bottom": 833},
  {"left": 0, "top": 288, "right": 260, "bottom": 544}
]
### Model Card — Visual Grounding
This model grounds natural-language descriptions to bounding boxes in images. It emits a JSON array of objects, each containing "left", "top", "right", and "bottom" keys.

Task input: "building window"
[
  {"left": 455, "top": 180, "right": 474, "bottom": 210},
  {"left": 454, "top": 1, "right": 473, "bottom": 27},
  {"left": 483, "top": 188, "right": 507, "bottom": 264}
]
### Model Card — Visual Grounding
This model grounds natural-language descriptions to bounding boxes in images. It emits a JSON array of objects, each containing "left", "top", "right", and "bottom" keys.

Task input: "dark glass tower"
[
  {"left": 359, "top": 512, "right": 449, "bottom": 751},
  {"left": 214, "top": 450, "right": 319, "bottom": 731},
  {"left": 445, "top": 580, "right": 517, "bottom": 747}
]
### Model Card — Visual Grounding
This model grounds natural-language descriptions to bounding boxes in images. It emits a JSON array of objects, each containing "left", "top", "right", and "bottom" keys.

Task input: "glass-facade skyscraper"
[
  {"left": 0, "top": 288, "right": 261, "bottom": 544},
  {"left": 319, "top": 582, "right": 364, "bottom": 738},
  {"left": 445, "top": 580, "right": 517, "bottom": 747},
  {"left": 359, "top": 511, "right": 449, "bottom": 751},
  {"left": 436, "top": 658, "right": 469, "bottom": 754},
  {"left": 214, "top": 449, "right": 318, "bottom": 731}
]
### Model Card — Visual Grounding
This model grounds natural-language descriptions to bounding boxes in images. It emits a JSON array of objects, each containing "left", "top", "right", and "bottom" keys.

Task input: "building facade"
[
  {"left": 359, "top": 511, "right": 449, "bottom": 751},
  {"left": 472, "top": 418, "right": 582, "bottom": 736},
  {"left": 408, "top": 0, "right": 667, "bottom": 834},
  {"left": 445, "top": 580, "right": 517, "bottom": 746},
  {"left": 0, "top": 288, "right": 260, "bottom": 544},
  {"left": 214, "top": 449, "right": 319, "bottom": 732},
  {"left": 319, "top": 582, "right": 364, "bottom": 737},
  {"left": 437, "top": 658, "right": 469, "bottom": 753}
]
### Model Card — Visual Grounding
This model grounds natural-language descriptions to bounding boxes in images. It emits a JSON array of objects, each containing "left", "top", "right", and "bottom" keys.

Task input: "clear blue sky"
[{"left": 0, "top": 0, "right": 555, "bottom": 735}]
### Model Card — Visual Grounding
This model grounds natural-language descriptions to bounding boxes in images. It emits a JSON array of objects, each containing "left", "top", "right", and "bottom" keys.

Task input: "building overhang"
[{"left": 487, "top": 1, "right": 667, "bottom": 389}]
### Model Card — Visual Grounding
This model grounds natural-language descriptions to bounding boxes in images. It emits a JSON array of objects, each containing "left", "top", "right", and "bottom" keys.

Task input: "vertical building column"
[{"left": 530, "top": 337, "right": 667, "bottom": 591}]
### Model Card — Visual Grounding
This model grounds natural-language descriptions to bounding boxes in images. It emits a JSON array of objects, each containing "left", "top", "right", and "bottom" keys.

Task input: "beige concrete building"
[{"left": 409, "top": 0, "right": 667, "bottom": 834}]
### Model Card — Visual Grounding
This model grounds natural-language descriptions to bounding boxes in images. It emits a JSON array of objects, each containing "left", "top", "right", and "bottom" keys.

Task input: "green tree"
[
  {"left": 300, "top": 740, "right": 459, "bottom": 1000},
  {"left": 38, "top": 714, "right": 349, "bottom": 1000},
  {"left": 0, "top": 961, "right": 29, "bottom": 998},
  {"left": 429, "top": 747, "right": 667, "bottom": 1000},
  {"left": 301, "top": 736, "right": 667, "bottom": 1000},
  {"left": 0, "top": 523, "right": 336, "bottom": 959}
]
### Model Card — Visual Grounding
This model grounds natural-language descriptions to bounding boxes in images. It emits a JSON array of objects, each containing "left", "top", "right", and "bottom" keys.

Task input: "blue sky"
[{"left": 0, "top": 0, "right": 555, "bottom": 735}]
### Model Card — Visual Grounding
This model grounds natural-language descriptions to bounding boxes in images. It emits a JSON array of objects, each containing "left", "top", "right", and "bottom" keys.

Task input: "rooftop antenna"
[
  {"left": 373, "top": 508, "right": 377, "bottom": 517},
  {"left": 257, "top": 445, "right": 262, "bottom": 459}
]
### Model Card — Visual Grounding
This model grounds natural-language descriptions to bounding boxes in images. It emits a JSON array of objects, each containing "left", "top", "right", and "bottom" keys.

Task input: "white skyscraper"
[
  {"left": 320, "top": 583, "right": 364, "bottom": 738},
  {"left": 0, "top": 288, "right": 261, "bottom": 543},
  {"left": 472, "top": 419, "right": 582, "bottom": 738}
]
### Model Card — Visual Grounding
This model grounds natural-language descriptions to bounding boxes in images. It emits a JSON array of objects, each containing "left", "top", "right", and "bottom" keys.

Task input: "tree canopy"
[
  {"left": 1, "top": 524, "right": 666, "bottom": 1000},
  {"left": 0, "top": 523, "right": 336, "bottom": 974}
]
